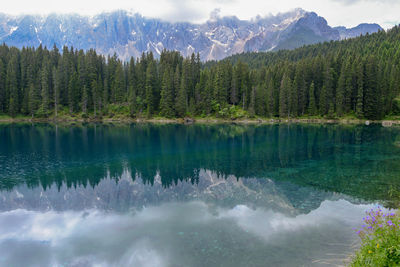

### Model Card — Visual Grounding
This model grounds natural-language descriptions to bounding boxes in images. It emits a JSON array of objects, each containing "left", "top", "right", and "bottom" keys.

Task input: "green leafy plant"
[{"left": 351, "top": 208, "right": 400, "bottom": 266}]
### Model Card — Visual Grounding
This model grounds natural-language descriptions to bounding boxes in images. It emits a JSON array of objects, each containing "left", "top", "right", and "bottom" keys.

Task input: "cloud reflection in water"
[{"left": 0, "top": 200, "right": 376, "bottom": 267}]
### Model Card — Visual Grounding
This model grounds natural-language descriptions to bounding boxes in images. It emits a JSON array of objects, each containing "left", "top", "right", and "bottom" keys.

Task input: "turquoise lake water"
[{"left": 1, "top": 123, "right": 400, "bottom": 266}]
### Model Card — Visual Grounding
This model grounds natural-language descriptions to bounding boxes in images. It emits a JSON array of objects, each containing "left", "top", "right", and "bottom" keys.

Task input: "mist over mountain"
[{"left": 0, "top": 9, "right": 382, "bottom": 61}]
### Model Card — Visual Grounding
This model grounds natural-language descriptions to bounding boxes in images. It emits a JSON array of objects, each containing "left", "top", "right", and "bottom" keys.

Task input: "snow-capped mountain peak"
[{"left": 0, "top": 9, "right": 382, "bottom": 61}]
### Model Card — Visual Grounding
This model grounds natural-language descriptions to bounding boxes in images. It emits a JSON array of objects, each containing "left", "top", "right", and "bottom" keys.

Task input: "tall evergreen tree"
[
  {"left": 336, "top": 65, "right": 346, "bottom": 117},
  {"left": 356, "top": 62, "right": 364, "bottom": 118},
  {"left": 0, "top": 59, "right": 6, "bottom": 113},
  {"left": 266, "top": 73, "right": 275, "bottom": 117},
  {"left": 160, "top": 66, "right": 175, "bottom": 118},
  {"left": 363, "top": 56, "right": 381, "bottom": 119},
  {"left": 293, "top": 64, "right": 306, "bottom": 115},
  {"left": 113, "top": 63, "right": 125, "bottom": 103},
  {"left": 82, "top": 85, "right": 88, "bottom": 115},
  {"left": 308, "top": 82, "right": 317, "bottom": 115},
  {"left": 213, "top": 65, "right": 227, "bottom": 107},
  {"left": 28, "top": 83, "right": 40, "bottom": 116},
  {"left": 52, "top": 67, "right": 59, "bottom": 118},
  {"left": 128, "top": 85, "right": 137, "bottom": 117},
  {"left": 68, "top": 71, "right": 79, "bottom": 113},
  {"left": 279, "top": 73, "right": 291, "bottom": 118},
  {"left": 6, "top": 54, "right": 20, "bottom": 117},
  {"left": 176, "top": 72, "right": 188, "bottom": 117},
  {"left": 200, "top": 69, "right": 212, "bottom": 115},
  {"left": 145, "top": 60, "right": 157, "bottom": 116},
  {"left": 91, "top": 79, "right": 98, "bottom": 117},
  {"left": 40, "top": 58, "right": 50, "bottom": 116},
  {"left": 319, "top": 85, "right": 328, "bottom": 115},
  {"left": 231, "top": 66, "right": 239, "bottom": 106}
]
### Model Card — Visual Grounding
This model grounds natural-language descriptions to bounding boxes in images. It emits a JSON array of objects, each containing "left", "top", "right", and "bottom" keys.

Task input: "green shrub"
[
  {"left": 392, "top": 98, "right": 400, "bottom": 115},
  {"left": 350, "top": 208, "right": 400, "bottom": 266},
  {"left": 229, "top": 105, "right": 247, "bottom": 119}
]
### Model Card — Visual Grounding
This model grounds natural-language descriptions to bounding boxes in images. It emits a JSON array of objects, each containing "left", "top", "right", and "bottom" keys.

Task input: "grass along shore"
[
  {"left": 1, "top": 113, "right": 400, "bottom": 126},
  {"left": 2, "top": 103, "right": 400, "bottom": 125}
]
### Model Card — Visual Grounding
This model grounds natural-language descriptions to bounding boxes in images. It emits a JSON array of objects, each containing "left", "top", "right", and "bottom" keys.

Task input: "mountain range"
[{"left": 0, "top": 8, "right": 382, "bottom": 61}]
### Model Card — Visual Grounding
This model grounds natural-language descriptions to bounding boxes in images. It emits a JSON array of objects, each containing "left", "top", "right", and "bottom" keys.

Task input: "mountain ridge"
[{"left": 0, "top": 9, "right": 383, "bottom": 61}]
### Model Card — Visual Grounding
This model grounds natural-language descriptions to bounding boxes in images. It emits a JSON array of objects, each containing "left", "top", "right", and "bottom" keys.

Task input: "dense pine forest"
[{"left": 0, "top": 26, "right": 400, "bottom": 120}]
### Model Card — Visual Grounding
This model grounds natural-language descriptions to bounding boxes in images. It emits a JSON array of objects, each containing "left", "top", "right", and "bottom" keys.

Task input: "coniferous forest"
[{"left": 0, "top": 26, "right": 400, "bottom": 120}]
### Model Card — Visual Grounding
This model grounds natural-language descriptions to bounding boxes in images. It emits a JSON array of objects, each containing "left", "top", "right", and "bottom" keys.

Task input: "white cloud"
[
  {"left": 0, "top": 0, "right": 399, "bottom": 28},
  {"left": 218, "top": 200, "right": 379, "bottom": 241},
  {"left": 0, "top": 200, "right": 381, "bottom": 266}
]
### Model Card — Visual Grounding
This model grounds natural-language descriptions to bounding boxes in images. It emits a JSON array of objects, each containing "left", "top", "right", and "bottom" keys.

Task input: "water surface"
[{"left": 1, "top": 123, "right": 400, "bottom": 266}]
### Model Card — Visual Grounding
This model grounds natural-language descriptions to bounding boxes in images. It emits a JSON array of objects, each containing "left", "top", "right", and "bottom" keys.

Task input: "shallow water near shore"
[{"left": 1, "top": 123, "right": 400, "bottom": 266}]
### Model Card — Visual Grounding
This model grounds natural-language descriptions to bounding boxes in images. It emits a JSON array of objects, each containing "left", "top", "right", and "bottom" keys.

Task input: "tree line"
[{"left": 0, "top": 25, "right": 400, "bottom": 120}]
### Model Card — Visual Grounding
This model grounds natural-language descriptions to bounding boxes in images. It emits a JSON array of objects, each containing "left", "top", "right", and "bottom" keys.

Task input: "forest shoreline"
[{"left": 1, "top": 115, "right": 400, "bottom": 126}]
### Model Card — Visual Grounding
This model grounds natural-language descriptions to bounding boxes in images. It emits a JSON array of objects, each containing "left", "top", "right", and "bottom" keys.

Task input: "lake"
[{"left": 1, "top": 123, "right": 400, "bottom": 267}]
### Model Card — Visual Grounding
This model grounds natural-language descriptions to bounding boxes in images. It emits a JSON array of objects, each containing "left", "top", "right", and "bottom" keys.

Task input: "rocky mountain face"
[
  {"left": 0, "top": 9, "right": 382, "bottom": 61},
  {"left": 334, "top": 23, "right": 383, "bottom": 39}
]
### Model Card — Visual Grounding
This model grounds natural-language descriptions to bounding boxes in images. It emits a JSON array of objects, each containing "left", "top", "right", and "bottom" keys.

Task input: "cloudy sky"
[{"left": 2, "top": 0, "right": 399, "bottom": 28}]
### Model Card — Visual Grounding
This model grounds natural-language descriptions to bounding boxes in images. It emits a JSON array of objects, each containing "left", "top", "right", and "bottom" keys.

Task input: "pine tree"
[
  {"left": 200, "top": 69, "right": 212, "bottom": 115},
  {"left": 293, "top": 64, "right": 306, "bottom": 115},
  {"left": 388, "top": 65, "right": 400, "bottom": 112},
  {"left": 129, "top": 85, "right": 137, "bottom": 117},
  {"left": 113, "top": 63, "right": 125, "bottom": 103},
  {"left": 52, "top": 67, "right": 59, "bottom": 118},
  {"left": 28, "top": 83, "right": 40, "bottom": 116},
  {"left": 344, "top": 60, "right": 354, "bottom": 114},
  {"left": 82, "top": 85, "right": 88, "bottom": 115},
  {"left": 77, "top": 50, "right": 87, "bottom": 104},
  {"left": 336, "top": 66, "right": 346, "bottom": 117},
  {"left": 231, "top": 66, "right": 239, "bottom": 106},
  {"left": 68, "top": 71, "right": 79, "bottom": 113},
  {"left": 363, "top": 56, "right": 381, "bottom": 119},
  {"left": 289, "top": 80, "right": 298, "bottom": 117},
  {"left": 40, "top": 59, "right": 50, "bottom": 116},
  {"left": 6, "top": 54, "right": 20, "bottom": 117},
  {"left": 319, "top": 85, "right": 328, "bottom": 115},
  {"left": 91, "top": 79, "right": 98, "bottom": 117},
  {"left": 266, "top": 73, "right": 275, "bottom": 117},
  {"left": 127, "top": 63, "right": 136, "bottom": 115},
  {"left": 102, "top": 78, "right": 109, "bottom": 114},
  {"left": 0, "top": 59, "right": 6, "bottom": 113},
  {"left": 173, "top": 64, "right": 180, "bottom": 100},
  {"left": 19, "top": 49, "right": 29, "bottom": 111},
  {"left": 308, "top": 82, "right": 317, "bottom": 115},
  {"left": 279, "top": 73, "right": 291, "bottom": 118},
  {"left": 356, "top": 62, "right": 364, "bottom": 118},
  {"left": 176, "top": 71, "right": 188, "bottom": 117},
  {"left": 248, "top": 86, "right": 256, "bottom": 117},
  {"left": 21, "top": 85, "right": 29, "bottom": 115},
  {"left": 145, "top": 60, "right": 157, "bottom": 116},
  {"left": 128, "top": 57, "right": 136, "bottom": 91},
  {"left": 328, "top": 102, "right": 335, "bottom": 118},
  {"left": 213, "top": 65, "right": 227, "bottom": 107},
  {"left": 160, "top": 66, "right": 175, "bottom": 118},
  {"left": 255, "top": 84, "right": 266, "bottom": 116},
  {"left": 57, "top": 56, "right": 68, "bottom": 108},
  {"left": 194, "top": 82, "right": 202, "bottom": 115},
  {"left": 320, "top": 66, "right": 335, "bottom": 116}
]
